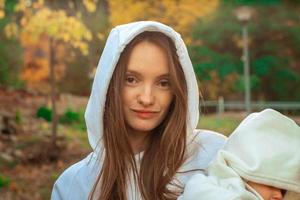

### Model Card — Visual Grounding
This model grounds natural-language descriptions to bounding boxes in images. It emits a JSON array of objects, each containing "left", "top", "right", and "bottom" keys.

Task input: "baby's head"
[
  {"left": 221, "top": 109, "right": 300, "bottom": 199},
  {"left": 247, "top": 181, "right": 286, "bottom": 200}
]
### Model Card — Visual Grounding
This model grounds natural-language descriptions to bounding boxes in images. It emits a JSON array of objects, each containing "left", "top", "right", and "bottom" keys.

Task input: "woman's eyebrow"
[
  {"left": 126, "top": 70, "right": 170, "bottom": 78},
  {"left": 126, "top": 70, "right": 140, "bottom": 75},
  {"left": 157, "top": 74, "right": 170, "bottom": 79}
]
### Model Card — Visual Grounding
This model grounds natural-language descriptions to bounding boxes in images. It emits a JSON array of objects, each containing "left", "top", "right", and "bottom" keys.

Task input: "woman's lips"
[{"left": 132, "top": 109, "right": 159, "bottom": 119}]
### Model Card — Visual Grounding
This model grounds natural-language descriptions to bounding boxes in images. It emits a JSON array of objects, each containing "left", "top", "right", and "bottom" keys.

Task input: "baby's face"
[{"left": 247, "top": 181, "right": 285, "bottom": 200}]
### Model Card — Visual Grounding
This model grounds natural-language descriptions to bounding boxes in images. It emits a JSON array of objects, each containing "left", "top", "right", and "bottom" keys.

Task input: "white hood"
[
  {"left": 181, "top": 109, "right": 300, "bottom": 200},
  {"left": 84, "top": 21, "right": 200, "bottom": 153}
]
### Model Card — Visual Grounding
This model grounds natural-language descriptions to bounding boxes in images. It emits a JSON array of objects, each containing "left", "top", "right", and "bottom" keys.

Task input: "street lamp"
[{"left": 234, "top": 6, "right": 253, "bottom": 113}]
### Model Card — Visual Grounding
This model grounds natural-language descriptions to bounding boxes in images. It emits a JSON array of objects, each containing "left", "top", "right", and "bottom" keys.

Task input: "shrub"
[
  {"left": 60, "top": 109, "right": 80, "bottom": 124},
  {"left": 36, "top": 106, "right": 52, "bottom": 122},
  {"left": 15, "top": 109, "right": 22, "bottom": 125},
  {"left": 0, "top": 174, "right": 10, "bottom": 188}
]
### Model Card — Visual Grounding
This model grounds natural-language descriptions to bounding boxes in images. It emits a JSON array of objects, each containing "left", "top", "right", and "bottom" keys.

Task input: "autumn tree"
[
  {"left": 4, "top": 0, "right": 92, "bottom": 146},
  {"left": 108, "top": 0, "right": 219, "bottom": 42}
]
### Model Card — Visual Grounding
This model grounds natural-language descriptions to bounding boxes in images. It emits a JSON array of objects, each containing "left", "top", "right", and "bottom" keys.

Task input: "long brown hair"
[{"left": 89, "top": 31, "right": 188, "bottom": 200}]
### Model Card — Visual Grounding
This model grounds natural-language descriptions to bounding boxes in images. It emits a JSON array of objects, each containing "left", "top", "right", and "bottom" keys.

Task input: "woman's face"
[{"left": 122, "top": 40, "right": 173, "bottom": 136}]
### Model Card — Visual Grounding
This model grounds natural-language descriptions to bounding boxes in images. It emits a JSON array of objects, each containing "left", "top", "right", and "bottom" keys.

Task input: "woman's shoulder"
[
  {"left": 186, "top": 129, "right": 227, "bottom": 169},
  {"left": 192, "top": 129, "right": 227, "bottom": 149},
  {"left": 51, "top": 152, "right": 99, "bottom": 200},
  {"left": 174, "top": 130, "right": 227, "bottom": 187}
]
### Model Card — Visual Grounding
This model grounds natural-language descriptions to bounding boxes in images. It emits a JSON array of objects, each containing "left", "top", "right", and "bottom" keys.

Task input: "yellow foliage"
[
  {"left": 20, "top": 35, "right": 69, "bottom": 91},
  {"left": 202, "top": 71, "right": 239, "bottom": 100},
  {"left": 21, "top": 58, "right": 49, "bottom": 83},
  {"left": 108, "top": 0, "right": 219, "bottom": 40},
  {"left": 109, "top": 0, "right": 148, "bottom": 25},
  {"left": 96, "top": 32, "right": 105, "bottom": 41},
  {"left": 4, "top": 23, "right": 19, "bottom": 38},
  {"left": 6, "top": 0, "right": 92, "bottom": 53},
  {"left": 0, "top": 10, "right": 4, "bottom": 19},
  {"left": 19, "top": 8, "right": 92, "bottom": 55},
  {"left": 83, "top": 0, "right": 97, "bottom": 13},
  {"left": 14, "top": 0, "right": 43, "bottom": 11},
  {"left": 10, "top": 0, "right": 92, "bottom": 50},
  {"left": 206, "top": 71, "right": 221, "bottom": 100},
  {"left": 15, "top": 0, "right": 30, "bottom": 12},
  {"left": 33, "top": 0, "right": 44, "bottom": 9},
  {"left": 19, "top": 31, "right": 38, "bottom": 46},
  {"left": 7, "top": 1, "right": 93, "bottom": 92},
  {"left": 0, "top": 0, "right": 4, "bottom": 19},
  {"left": 21, "top": 34, "right": 50, "bottom": 88}
]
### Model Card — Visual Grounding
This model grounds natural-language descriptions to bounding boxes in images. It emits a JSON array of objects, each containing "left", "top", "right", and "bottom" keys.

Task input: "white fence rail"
[{"left": 201, "top": 99, "right": 300, "bottom": 113}]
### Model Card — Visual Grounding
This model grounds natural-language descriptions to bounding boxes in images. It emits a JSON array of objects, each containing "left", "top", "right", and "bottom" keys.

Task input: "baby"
[{"left": 179, "top": 109, "right": 300, "bottom": 200}]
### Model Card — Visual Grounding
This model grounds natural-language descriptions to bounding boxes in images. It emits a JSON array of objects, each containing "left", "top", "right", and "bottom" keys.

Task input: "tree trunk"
[{"left": 49, "top": 38, "right": 58, "bottom": 147}]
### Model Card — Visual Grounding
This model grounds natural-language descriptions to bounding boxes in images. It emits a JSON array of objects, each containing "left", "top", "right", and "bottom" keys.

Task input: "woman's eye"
[
  {"left": 125, "top": 76, "right": 138, "bottom": 85},
  {"left": 158, "top": 79, "right": 170, "bottom": 88}
]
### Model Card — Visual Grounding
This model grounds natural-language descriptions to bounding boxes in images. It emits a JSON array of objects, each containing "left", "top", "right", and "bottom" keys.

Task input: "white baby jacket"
[{"left": 180, "top": 109, "right": 300, "bottom": 200}]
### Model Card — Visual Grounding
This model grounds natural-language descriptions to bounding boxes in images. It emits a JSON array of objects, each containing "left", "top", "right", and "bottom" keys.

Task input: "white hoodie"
[
  {"left": 51, "top": 21, "right": 226, "bottom": 200},
  {"left": 180, "top": 109, "right": 300, "bottom": 200}
]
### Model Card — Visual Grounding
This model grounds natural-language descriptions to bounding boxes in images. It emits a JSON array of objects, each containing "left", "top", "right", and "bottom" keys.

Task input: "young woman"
[{"left": 51, "top": 21, "right": 226, "bottom": 200}]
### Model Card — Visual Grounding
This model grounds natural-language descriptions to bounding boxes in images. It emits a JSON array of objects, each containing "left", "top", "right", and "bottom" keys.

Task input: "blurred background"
[{"left": 0, "top": 0, "right": 299, "bottom": 199}]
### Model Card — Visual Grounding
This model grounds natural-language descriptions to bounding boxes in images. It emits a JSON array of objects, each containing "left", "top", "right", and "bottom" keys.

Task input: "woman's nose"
[{"left": 137, "top": 85, "right": 154, "bottom": 106}]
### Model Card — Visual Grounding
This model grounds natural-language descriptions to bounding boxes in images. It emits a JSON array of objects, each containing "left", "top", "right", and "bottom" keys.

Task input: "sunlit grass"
[{"left": 197, "top": 113, "right": 242, "bottom": 137}]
